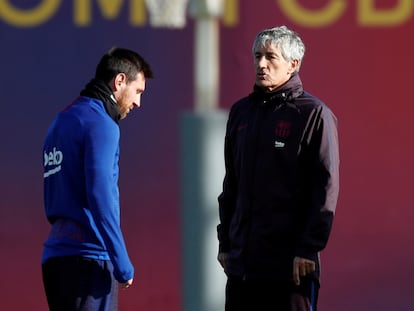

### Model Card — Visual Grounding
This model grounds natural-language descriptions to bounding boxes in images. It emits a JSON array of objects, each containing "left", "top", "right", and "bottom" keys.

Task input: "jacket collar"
[
  {"left": 249, "top": 73, "right": 304, "bottom": 105},
  {"left": 80, "top": 79, "right": 121, "bottom": 124}
]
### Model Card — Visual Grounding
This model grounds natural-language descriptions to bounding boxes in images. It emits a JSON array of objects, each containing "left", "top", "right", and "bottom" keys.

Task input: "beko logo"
[{"left": 44, "top": 147, "right": 63, "bottom": 178}]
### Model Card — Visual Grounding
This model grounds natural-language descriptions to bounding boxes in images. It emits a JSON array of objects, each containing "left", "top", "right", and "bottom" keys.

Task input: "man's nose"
[{"left": 257, "top": 56, "right": 267, "bottom": 67}]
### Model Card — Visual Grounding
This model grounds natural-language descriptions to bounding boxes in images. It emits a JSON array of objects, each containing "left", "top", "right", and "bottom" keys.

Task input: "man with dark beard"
[{"left": 42, "top": 47, "right": 153, "bottom": 311}]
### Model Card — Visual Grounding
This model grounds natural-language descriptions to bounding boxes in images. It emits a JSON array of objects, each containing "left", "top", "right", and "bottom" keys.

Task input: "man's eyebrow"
[{"left": 258, "top": 52, "right": 277, "bottom": 58}]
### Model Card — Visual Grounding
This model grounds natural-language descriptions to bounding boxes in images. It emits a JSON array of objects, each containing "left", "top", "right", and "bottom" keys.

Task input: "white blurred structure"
[
  {"left": 189, "top": 0, "right": 222, "bottom": 113},
  {"left": 145, "top": 0, "right": 228, "bottom": 310},
  {"left": 145, "top": 0, "right": 190, "bottom": 28},
  {"left": 181, "top": 1, "right": 227, "bottom": 311},
  {"left": 180, "top": 111, "right": 227, "bottom": 311}
]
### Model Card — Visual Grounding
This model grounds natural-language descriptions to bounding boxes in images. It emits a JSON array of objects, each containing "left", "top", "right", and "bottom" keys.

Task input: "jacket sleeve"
[
  {"left": 84, "top": 120, "right": 134, "bottom": 283},
  {"left": 217, "top": 107, "right": 238, "bottom": 253},
  {"left": 295, "top": 105, "right": 340, "bottom": 260}
]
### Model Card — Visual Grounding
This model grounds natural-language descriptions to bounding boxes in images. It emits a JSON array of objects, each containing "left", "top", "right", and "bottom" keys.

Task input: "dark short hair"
[{"left": 95, "top": 47, "right": 154, "bottom": 83}]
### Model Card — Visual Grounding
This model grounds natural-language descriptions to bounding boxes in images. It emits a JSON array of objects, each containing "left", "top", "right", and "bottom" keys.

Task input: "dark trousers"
[
  {"left": 225, "top": 276, "right": 318, "bottom": 311},
  {"left": 42, "top": 256, "right": 118, "bottom": 311}
]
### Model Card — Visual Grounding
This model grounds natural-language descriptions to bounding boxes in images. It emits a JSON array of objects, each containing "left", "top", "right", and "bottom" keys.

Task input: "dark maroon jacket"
[{"left": 217, "top": 74, "right": 339, "bottom": 281}]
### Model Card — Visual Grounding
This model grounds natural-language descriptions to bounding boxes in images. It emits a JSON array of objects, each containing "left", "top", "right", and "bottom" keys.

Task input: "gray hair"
[{"left": 252, "top": 25, "right": 306, "bottom": 72}]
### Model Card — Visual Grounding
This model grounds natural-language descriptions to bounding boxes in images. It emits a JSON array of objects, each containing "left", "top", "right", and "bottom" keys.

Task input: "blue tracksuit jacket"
[{"left": 42, "top": 96, "right": 134, "bottom": 283}]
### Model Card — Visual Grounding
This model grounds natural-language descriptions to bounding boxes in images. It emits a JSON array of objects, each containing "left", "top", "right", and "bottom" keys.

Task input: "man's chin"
[
  {"left": 256, "top": 80, "right": 270, "bottom": 88},
  {"left": 255, "top": 82, "right": 272, "bottom": 92}
]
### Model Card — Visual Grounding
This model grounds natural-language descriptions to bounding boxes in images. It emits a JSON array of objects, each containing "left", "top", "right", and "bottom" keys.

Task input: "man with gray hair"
[{"left": 217, "top": 25, "right": 339, "bottom": 310}]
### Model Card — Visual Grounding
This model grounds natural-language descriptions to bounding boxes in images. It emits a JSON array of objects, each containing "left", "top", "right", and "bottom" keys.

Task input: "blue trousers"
[
  {"left": 42, "top": 256, "right": 118, "bottom": 311},
  {"left": 225, "top": 276, "right": 319, "bottom": 311}
]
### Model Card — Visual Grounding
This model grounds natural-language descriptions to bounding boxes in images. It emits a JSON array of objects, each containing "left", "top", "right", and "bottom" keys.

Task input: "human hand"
[
  {"left": 217, "top": 252, "right": 228, "bottom": 272},
  {"left": 120, "top": 278, "right": 133, "bottom": 289},
  {"left": 292, "top": 256, "right": 316, "bottom": 286}
]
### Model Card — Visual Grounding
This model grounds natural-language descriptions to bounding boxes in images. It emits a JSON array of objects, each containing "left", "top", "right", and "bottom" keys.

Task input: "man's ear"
[
  {"left": 113, "top": 73, "right": 127, "bottom": 91},
  {"left": 290, "top": 59, "right": 299, "bottom": 72}
]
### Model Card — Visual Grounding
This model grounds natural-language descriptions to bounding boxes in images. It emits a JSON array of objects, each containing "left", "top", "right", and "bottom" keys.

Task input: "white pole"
[
  {"left": 190, "top": 0, "right": 223, "bottom": 112},
  {"left": 181, "top": 1, "right": 226, "bottom": 311},
  {"left": 180, "top": 112, "right": 227, "bottom": 311},
  {"left": 194, "top": 17, "right": 219, "bottom": 112}
]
